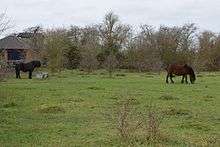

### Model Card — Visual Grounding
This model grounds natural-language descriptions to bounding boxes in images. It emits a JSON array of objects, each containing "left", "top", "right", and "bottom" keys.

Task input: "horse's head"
[
  {"left": 33, "top": 60, "right": 41, "bottom": 68},
  {"left": 187, "top": 66, "right": 196, "bottom": 84}
]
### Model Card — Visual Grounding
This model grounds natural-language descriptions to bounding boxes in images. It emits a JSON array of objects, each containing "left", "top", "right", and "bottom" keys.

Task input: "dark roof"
[
  {"left": 0, "top": 35, "right": 31, "bottom": 50},
  {"left": 17, "top": 32, "right": 34, "bottom": 38},
  {"left": 17, "top": 32, "right": 44, "bottom": 39}
]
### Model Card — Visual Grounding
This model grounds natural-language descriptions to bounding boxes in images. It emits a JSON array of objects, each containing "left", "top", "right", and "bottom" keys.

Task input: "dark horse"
[
  {"left": 15, "top": 60, "right": 41, "bottom": 79},
  {"left": 166, "top": 64, "right": 196, "bottom": 84}
]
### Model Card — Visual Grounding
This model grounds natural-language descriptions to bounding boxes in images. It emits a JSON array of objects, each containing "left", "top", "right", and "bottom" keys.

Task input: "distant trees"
[
  {"left": 197, "top": 31, "right": 220, "bottom": 70},
  {"left": 19, "top": 12, "right": 219, "bottom": 73}
]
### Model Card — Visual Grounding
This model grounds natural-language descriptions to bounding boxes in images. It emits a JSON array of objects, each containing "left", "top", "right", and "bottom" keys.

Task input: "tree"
[
  {"left": 64, "top": 44, "right": 81, "bottom": 69},
  {"left": 0, "top": 12, "right": 10, "bottom": 36},
  {"left": 99, "top": 12, "right": 131, "bottom": 76},
  {"left": 0, "top": 12, "right": 10, "bottom": 81},
  {"left": 156, "top": 24, "right": 197, "bottom": 66},
  {"left": 197, "top": 31, "right": 220, "bottom": 71},
  {"left": 126, "top": 25, "right": 161, "bottom": 72},
  {"left": 20, "top": 26, "right": 44, "bottom": 51},
  {"left": 44, "top": 29, "right": 69, "bottom": 73},
  {"left": 79, "top": 26, "right": 100, "bottom": 73}
]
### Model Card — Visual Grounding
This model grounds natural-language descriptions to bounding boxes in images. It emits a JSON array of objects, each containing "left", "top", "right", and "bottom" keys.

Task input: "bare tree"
[
  {"left": 197, "top": 31, "right": 220, "bottom": 71},
  {"left": 127, "top": 25, "right": 161, "bottom": 72},
  {"left": 0, "top": 12, "right": 10, "bottom": 36},
  {"left": 20, "top": 26, "right": 44, "bottom": 51},
  {"left": 0, "top": 12, "right": 10, "bottom": 81},
  {"left": 99, "top": 12, "right": 131, "bottom": 76},
  {"left": 79, "top": 26, "right": 100, "bottom": 73}
]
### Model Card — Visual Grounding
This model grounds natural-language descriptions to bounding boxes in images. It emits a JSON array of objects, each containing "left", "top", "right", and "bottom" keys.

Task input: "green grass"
[{"left": 0, "top": 70, "right": 220, "bottom": 146}]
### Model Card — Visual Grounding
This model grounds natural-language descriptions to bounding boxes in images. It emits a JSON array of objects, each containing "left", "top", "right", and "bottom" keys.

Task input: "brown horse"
[{"left": 166, "top": 64, "right": 196, "bottom": 84}]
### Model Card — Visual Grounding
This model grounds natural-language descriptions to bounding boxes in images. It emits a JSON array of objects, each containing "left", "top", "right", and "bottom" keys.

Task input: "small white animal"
[{"left": 36, "top": 72, "right": 49, "bottom": 79}]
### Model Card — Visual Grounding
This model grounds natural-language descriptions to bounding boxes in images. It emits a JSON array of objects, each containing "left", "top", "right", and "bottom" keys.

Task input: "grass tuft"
[
  {"left": 3, "top": 102, "right": 17, "bottom": 108},
  {"left": 159, "top": 94, "right": 179, "bottom": 100},
  {"left": 116, "top": 73, "right": 126, "bottom": 77},
  {"left": 38, "top": 105, "right": 65, "bottom": 113},
  {"left": 162, "top": 107, "right": 191, "bottom": 116},
  {"left": 88, "top": 86, "right": 104, "bottom": 90}
]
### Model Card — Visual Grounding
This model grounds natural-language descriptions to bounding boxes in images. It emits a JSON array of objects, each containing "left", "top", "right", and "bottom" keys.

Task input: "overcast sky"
[{"left": 1, "top": 0, "right": 220, "bottom": 36}]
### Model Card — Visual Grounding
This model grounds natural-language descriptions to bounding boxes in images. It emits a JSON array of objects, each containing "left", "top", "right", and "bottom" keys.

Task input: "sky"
[{"left": 0, "top": 0, "right": 220, "bottom": 36}]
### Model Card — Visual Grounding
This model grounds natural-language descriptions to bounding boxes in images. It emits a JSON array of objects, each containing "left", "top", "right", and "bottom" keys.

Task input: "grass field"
[{"left": 0, "top": 70, "right": 220, "bottom": 146}]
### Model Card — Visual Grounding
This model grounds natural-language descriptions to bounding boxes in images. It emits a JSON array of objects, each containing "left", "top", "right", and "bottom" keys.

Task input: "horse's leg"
[
  {"left": 170, "top": 74, "right": 174, "bottom": 83},
  {"left": 16, "top": 70, "right": 21, "bottom": 79},
  {"left": 166, "top": 73, "right": 169, "bottom": 83},
  {"left": 181, "top": 75, "right": 185, "bottom": 84},
  {"left": 29, "top": 71, "right": 32, "bottom": 79},
  {"left": 16, "top": 70, "right": 19, "bottom": 78},
  {"left": 185, "top": 75, "right": 188, "bottom": 84}
]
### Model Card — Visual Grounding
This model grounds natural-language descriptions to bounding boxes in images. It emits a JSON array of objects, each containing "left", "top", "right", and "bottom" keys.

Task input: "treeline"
[{"left": 27, "top": 12, "right": 220, "bottom": 73}]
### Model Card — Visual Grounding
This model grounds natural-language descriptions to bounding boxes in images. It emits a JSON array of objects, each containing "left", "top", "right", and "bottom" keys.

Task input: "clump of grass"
[
  {"left": 159, "top": 94, "right": 179, "bottom": 100},
  {"left": 38, "top": 105, "right": 65, "bottom": 113},
  {"left": 88, "top": 86, "right": 104, "bottom": 90},
  {"left": 179, "top": 121, "right": 210, "bottom": 131},
  {"left": 99, "top": 72, "right": 106, "bottom": 75},
  {"left": 162, "top": 107, "right": 191, "bottom": 116},
  {"left": 109, "top": 96, "right": 119, "bottom": 100},
  {"left": 203, "top": 95, "right": 214, "bottom": 102},
  {"left": 72, "top": 97, "right": 84, "bottom": 103},
  {"left": 3, "top": 102, "right": 17, "bottom": 108},
  {"left": 115, "top": 73, "right": 126, "bottom": 77},
  {"left": 204, "top": 95, "right": 214, "bottom": 98}
]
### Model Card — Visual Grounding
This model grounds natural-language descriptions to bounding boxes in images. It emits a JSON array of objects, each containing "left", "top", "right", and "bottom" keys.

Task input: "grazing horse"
[
  {"left": 166, "top": 64, "right": 196, "bottom": 84},
  {"left": 15, "top": 60, "right": 41, "bottom": 79}
]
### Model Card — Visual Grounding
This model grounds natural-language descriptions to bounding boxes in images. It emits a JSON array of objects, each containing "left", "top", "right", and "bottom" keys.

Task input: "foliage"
[
  {"left": 64, "top": 44, "right": 81, "bottom": 69},
  {"left": 20, "top": 12, "right": 220, "bottom": 72}
]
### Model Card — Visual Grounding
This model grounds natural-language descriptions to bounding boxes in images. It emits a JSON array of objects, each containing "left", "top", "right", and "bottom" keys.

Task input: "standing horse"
[
  {"left": 166, "top": 64, "right": 196, "bottom": 84},
  {"left": 15, "top": 60, "right": 41, "bottom": 79}
]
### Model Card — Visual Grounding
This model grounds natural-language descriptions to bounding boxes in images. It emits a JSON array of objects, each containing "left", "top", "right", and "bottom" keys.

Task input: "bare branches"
[{"left": 0, "top": 12, "right": 10, "bottom": 36}]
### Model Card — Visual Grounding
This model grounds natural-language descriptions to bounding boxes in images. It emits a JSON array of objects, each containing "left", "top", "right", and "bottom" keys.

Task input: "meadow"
[{"left": 0, "top": 70, "right": 219, "bottom": 146}]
